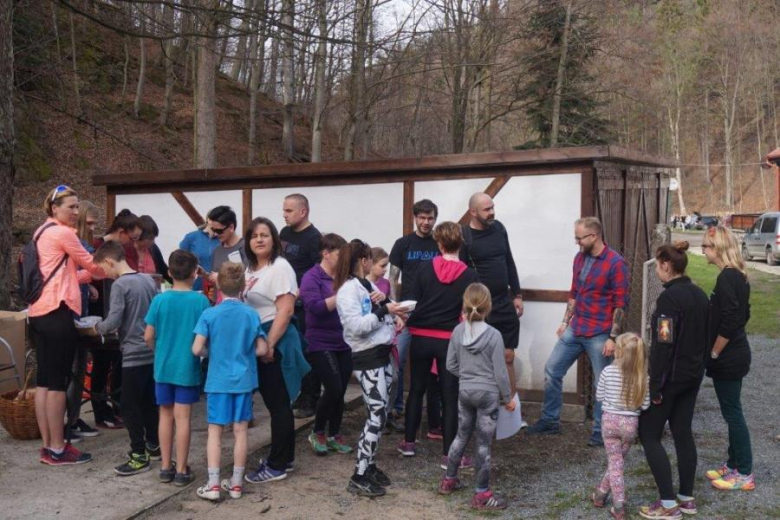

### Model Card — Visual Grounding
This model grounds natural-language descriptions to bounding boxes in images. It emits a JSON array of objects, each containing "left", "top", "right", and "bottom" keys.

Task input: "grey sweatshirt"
[
  {"left": 446, "top": 321, "right": 512, "bottom": 404},
  {"left": 96, "top": 272, "right": 158, "bottom": 367}
]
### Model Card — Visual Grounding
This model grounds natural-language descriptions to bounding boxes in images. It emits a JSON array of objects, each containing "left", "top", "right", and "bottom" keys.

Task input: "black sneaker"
[
  {"left": 174, "top": 466, "right": 194, "bottom": 486},
  {"left": 347, "top": 473, "right": 386, "bottom": 497},
  {"left": 366, "top": 465, "right": 391, "bottom": 487},
  {"left": 146, "top": 443, "right": 162, "bottom": 461},
  {"left": 293, "top": 404, "right": 315, "bottom": 419},
  {"left": 159, "top": 462, "right": 176, "bottom": 483},
  {"left": 587, "top": 433, "right": 604, "bottom": 447},
  {"left": 64, "top": 427, "right": 83, "bottom": 444},
  {"left": 72, "top": 419, "right": 100, "bottom": 438},
  {"left": 385, "top": 414, "right": 404, "bottom": 433},
  {"left": 525, "top": 420, "right": 561, "bottom": 435},
  {"left": 115, "top": 452, "right": 151, "bottom": 476}
]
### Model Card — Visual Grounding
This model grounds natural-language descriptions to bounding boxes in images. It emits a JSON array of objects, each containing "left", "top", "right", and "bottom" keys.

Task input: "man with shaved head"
[
  {"left": 461, "top": 192, "right": 523, "bottom": 400},
  {"left": 281, "top": 193, "right": 323, "bottom": 419}
]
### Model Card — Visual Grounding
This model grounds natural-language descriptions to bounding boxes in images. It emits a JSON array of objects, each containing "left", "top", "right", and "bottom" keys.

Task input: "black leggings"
[
  {"left": 257, "top": 351, "right": 295, "bottom": 471},
  {"left": 309, "top": 349, "right": 353, "bottom": 437},
  {"left": 639, "top": 382, "right": 700, "bottom": 500},
  {"left": 121, "top": 364, "right": 159, "bottom": 455},
  {"left": 404, "top": 335, "right": 459, "bottom": 455},
  {"left": 90, "top": 349, "right": 122, "bottom": 422}
]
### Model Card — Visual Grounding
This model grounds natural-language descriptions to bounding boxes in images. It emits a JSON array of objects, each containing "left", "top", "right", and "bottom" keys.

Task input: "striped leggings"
[{"left": 354, "top": 362, "right": 395, "bottom": 476}]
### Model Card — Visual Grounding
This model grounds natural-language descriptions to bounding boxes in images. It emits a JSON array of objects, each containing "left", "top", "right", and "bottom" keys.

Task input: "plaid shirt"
[{"left": 569, "top": 245, "right": 629, "bottom": 337}]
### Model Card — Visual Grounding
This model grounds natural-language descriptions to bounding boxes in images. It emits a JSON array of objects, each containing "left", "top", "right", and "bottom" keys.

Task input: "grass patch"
[
  {"left": 544, "top": 490, "right": 583, "bottom": 518},
  {"left": 686, "top": 253, "right": 780, "bottom": 338}
]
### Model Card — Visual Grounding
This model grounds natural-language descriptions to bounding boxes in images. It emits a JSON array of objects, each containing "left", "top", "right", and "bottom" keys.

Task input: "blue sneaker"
[
  {"left": 245, "top": 462, "right": 288, "bottom": 484},
  {"left": 587, "top": 432, "right": 604, "bottom": 447}
]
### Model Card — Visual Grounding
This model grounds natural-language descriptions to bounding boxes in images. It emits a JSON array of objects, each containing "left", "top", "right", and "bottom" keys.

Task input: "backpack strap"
[{"left": 36, "top": 222, "right": 70, "bottom": 289}]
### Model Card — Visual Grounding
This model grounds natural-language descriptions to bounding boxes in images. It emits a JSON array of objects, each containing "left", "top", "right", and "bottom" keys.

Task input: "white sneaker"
[
  {"left": 221, "top": 479, "right": 242, "bottom": 499},
  {"left": 196, "top": 483, "right": 221, "bottom": 501}
]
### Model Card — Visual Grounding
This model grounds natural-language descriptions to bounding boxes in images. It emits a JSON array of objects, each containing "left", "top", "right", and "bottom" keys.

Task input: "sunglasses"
[
  {"left": 51, "top": 185, "right": 70, "bottom": 203},
  {"left": 212, "top": 226, "right": 229, "bottom": 235}
]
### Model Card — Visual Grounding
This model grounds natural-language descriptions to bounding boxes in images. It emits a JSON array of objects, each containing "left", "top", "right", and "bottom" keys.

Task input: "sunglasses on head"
[{"left": 51, "top": 185, "right": 70, "bottom": 203}]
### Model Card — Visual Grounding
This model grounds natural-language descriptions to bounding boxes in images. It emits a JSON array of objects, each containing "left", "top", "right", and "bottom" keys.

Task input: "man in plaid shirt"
[{"left": 527, "top": 217, "right": 629, "bottom": 447}]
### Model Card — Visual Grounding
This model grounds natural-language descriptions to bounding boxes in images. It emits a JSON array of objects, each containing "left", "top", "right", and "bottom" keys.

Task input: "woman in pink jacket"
[{"left": 29, "top": 185, "right": 104, "bottom": 466}]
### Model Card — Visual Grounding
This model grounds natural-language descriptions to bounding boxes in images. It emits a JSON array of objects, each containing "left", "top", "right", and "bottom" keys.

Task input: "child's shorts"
[
  {"left": 207, "top": 392, "right": 253, "bottom": 425},
  {"left": 156, "top": 383, "right": 200, "bottom": 405}
]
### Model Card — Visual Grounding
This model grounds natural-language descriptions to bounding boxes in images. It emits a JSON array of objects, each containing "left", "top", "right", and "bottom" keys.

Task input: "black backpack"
[{"left": 17, "top": 223, "right": 69, "bottom": 305}]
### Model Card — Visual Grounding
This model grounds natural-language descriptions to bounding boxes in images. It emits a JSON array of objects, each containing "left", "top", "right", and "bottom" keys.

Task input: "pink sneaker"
[
  {"left": 426, "top": 428, "right": 443, "bottom": 440},
  {"left": 397, "top": 440, "right": 416, "bottom": 457},
  {"left": 438, "top": 476, "right": 463, "bottom": 495},
  {"left": 440, "top": 455, "right": 474, "bottom": 470},
  {"left": 471, "top": 490, "right": 507, "bottom": 510}
]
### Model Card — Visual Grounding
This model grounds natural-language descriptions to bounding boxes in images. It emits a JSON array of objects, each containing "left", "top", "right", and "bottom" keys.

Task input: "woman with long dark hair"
[
  {"left": 334, "top": 240, "right": 406, "bottom": 497},
  {"left": 242, "top": 217, "right": 310, "bottom": 484},
  {"left": 637, "top": 242, "right": 709, "bottom": 519}
]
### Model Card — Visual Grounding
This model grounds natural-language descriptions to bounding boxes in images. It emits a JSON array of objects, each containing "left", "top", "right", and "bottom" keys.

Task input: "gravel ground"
[{"left": 139, "top": 334, "right": 779, "bottom": 520}]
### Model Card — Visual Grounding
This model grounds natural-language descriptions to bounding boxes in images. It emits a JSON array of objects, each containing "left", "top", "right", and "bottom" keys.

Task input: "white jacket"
[{"left": 336, "top": 278, "right": 395, "bottom": 354}]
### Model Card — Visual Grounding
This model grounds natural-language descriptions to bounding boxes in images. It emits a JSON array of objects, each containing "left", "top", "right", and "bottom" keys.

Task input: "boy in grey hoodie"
[
  {"left": 440, "top": 283, "right": 514, "bottom": 510},
  {"left": 93, "top": 241, "right": 159, "bottom": 476}
]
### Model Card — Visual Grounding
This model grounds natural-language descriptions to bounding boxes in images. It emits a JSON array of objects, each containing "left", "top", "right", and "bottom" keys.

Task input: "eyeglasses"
[
  {"left": 575, "top": 233, "right": 596, "bottom": 243},
  {"left": 51, "top": 185, "right": 70, "bottom": 203}
]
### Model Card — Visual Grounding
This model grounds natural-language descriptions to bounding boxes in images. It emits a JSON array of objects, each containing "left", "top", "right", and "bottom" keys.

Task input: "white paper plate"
[
  {"left": 398, "top": 300, "right": 417, "bottom": 311},
  {"left": 74, "top": 316, "right": 102, "bottom": 329}
]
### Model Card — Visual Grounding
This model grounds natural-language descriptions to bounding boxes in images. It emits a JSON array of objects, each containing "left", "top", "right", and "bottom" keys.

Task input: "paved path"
[{"left": 0, "top": 387, "right": 362, "bottom": 520}]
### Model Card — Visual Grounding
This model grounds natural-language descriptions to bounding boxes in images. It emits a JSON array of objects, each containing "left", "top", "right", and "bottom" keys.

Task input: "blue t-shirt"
[
  {"left": 194, "top": 299, "right": 266, "bottom": 394},
  {"left": 145, "top": 290, "right": 211, "bottom": 387},
  {"left": 179, "top": 229, "right": 220, "bottom": 291}
]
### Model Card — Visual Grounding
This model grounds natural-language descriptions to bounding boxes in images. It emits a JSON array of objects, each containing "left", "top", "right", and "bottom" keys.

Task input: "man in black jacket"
[{"left": 461, "top": 192, "right": 523, "bottom": 399}]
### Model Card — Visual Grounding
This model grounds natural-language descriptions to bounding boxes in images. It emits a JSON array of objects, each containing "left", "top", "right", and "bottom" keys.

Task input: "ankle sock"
[
  {"left": 50, "top": 446, "right": 65, "bottom": 456},
  {"left": 208, "top": 467, "right": 220, "bottom": 487},
  {"left": 232, "top": 467, "right": 245, "bottom": 488},
  {"left": 661, "top": 500, "right": 677, "bottom": 509},
  {"left": 677, "top": 494, "right": 693, "bottom": 502}
]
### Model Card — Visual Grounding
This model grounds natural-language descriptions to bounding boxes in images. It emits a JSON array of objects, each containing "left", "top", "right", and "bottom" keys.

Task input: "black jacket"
[
  {"left": 649, "top": 276, "right": 709, "bottom": 400},
  {"left": 407, "top": 258, "right": 479, "bottom": 333},
  {"left": 706, "top": 267, "right": 751, "bottom": 380}
]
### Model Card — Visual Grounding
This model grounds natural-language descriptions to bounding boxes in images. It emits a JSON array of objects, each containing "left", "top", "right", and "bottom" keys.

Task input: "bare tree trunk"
[
  {"left": 755, "top": 93, "right": 769, "bottom": 210},
  {"left": 247, "top": 0, "right": 262, "bottom": 164},
  {"left": 50, "top": 4, "right": 67, "bottom": 106},
  {"left": 344, "top": 0, "right": 369, "bottom": 160},
  {"left": 68, "top": 13, "right": 82, "bottom": 115},
  {"left": 280, "top": 0, "right": 295, "bottom": 159},
  {"left": 0, "top": 0, "right": 14, "bottom": 309},
  {"left": 196, "top": 0, "right": 218, "bottom": 168},
  {"left": 230, "top": 0, "right": 253, "bottom": 81},
  {"left": 310, "top": 0, "right": 328, "bottom": 163},
  {"left": 265, "top": 36, "right": 279, "bottom": 97},
  {"left": 549, "top": 0, "right": 573, "bottom": 148},
  {"left": 159, "top": 1, "right": 176, "bottom": 126},
  {"left": 217, "top": 0, "right": 234, "bottom": 71},
  {"left": 134, "top": 38, "right": 147, "bottom": 118}
]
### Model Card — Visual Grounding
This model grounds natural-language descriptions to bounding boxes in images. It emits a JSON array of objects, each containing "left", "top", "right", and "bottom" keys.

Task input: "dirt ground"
[{"left": 139, "top": 335, "right": 780, "bottom": 520}]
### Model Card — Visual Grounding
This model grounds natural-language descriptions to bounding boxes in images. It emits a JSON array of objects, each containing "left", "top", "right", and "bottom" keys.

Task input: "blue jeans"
[
  {"left": 540, "top": 327, "right": 611, "bottom": 436},
  {"left": 392, "top": 328, "right": 412, "bottom": 413}
]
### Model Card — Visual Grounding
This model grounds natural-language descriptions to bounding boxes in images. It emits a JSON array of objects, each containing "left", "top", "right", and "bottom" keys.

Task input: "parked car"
[
  {"left": 694, "top": 215, "right": 719, "bottom": 230},
  {"left": 741, "top": 212, "right": 780, "bottom": 266}
]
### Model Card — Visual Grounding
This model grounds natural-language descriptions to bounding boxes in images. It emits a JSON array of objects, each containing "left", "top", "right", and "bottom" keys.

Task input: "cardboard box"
[{"left": 0, "top": 311, "right": 27, "bottom": 393}]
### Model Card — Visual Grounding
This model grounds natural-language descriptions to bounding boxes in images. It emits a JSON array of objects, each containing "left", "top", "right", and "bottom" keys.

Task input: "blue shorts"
[
  {"left": 207, "top": 392, "right": 253, "bottom": 425},
  {"left": 155, "top": 383, "right": 200, "bottom": 406}
]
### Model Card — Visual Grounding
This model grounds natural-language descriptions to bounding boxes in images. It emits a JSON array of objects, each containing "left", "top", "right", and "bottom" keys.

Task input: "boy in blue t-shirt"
[
  {"left": 192, "top": 262, "right": 268, "bottom": 501},
  {"left": 144, "top": 250, "right": 211, "bottom": 486}
]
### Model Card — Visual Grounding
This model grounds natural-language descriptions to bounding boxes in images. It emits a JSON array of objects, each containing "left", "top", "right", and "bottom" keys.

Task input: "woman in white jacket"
[{"left": 334, "top": 239, "right": 406, "bottom": 498}]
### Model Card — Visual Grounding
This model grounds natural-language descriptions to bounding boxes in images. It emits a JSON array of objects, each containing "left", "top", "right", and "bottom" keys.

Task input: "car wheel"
[
  {"left": 742, "top": 245, "right": 752, "bottom": 261},
  {"left": 768, "top": 247, "right": 779, "bottom": 266}
]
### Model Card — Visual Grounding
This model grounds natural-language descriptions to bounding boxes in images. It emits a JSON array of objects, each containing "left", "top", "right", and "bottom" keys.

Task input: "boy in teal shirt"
[
  {"left": 192, "top": 262, "right": 268, "bottom": 501},
  {"left": 145, "top": 250, "right": 211, "bottom": 486}
]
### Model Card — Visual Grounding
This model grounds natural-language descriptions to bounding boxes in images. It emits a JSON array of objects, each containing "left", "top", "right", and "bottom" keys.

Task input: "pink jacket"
[{"left": 28, "top": 218, "right": 105, "bottom": 318}]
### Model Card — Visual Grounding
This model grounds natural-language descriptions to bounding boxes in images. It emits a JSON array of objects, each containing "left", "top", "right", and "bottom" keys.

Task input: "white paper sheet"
[{"left": 496, "top": 394, "right": 523, "bottom": 440}]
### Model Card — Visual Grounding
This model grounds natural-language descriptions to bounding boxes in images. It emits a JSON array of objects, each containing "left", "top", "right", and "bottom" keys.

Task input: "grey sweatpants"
[{"left": 446, "top": 389, "right": 499, "bottom": 492}]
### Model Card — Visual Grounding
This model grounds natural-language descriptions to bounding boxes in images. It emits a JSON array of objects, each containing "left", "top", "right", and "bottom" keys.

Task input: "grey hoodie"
[{"left": 446, "top": 321, "right": 512, "bottom": 404}]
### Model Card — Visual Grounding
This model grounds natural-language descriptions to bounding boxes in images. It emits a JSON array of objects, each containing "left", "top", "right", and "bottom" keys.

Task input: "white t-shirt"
[{"left": 243, "top": 257, "right": 298, "bottom": 324}]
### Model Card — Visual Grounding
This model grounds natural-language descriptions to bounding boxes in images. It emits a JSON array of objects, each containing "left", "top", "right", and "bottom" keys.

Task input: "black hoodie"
[{"left": 406, "top": 256, "right": 479, "bottom": 335}]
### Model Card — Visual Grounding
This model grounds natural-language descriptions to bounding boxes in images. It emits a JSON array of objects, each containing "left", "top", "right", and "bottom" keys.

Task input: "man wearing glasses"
[
  {"left": 526, "top": 216, "right": 629, "bottom": 447},
  {"left": 207, "top": 207, "right": 247, "bottom": 296}
]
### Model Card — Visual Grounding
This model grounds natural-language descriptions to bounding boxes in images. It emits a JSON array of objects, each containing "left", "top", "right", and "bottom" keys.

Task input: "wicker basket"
[{"left": 0, "top": 372, "right": 41, "bottom": 440}]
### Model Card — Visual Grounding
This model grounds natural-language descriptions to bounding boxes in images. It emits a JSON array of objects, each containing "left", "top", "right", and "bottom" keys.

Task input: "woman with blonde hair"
[
  {"left": 701, "top": 226, "right": 755, "bottom": 492},
  {"left": 592, "top": 333, "right": 650, "bottom": 520},
  {"left": 638, "top": 242, "right": 709, "bottom": 520}
]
